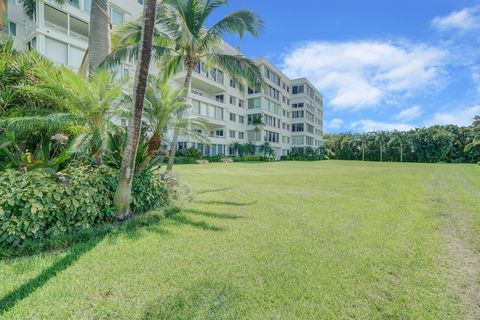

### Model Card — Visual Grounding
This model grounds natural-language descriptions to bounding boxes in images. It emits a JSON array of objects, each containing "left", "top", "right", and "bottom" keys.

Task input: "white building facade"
[{"left": 7, "top": 0, "right": 323, "bottom": 159}]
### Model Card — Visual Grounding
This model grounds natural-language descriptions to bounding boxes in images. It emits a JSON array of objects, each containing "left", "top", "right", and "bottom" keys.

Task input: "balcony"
[
  {"left": 44, "top": 4, "right": 89, "bottom": 43},
  {"left": 191, "top": 88, "right": 225, "bottom": 104}
]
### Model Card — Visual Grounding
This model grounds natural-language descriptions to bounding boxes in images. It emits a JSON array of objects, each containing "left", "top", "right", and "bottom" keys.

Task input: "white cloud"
[
  {"left": 326, "top": 118, "right": 344, "bottom": 129},
  {"left": 427, "top": 105, "right": 480, "bottom": 126},
  {"left": 432, "top": 6, "right": 480, "bottom": 33},
  {"left": 395, "top": 105, "right": 423, "bottom": 121},
  {"left": 350, "top": 120, "right": 415, "bottom": 132},
  {"left": 281, "top": 41, "right": 447, "bottom": 111}
]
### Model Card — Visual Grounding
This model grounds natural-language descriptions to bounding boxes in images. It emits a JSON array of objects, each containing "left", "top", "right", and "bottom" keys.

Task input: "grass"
[{"left": 1, "top": 161, "right": 479, "bottom": 319}]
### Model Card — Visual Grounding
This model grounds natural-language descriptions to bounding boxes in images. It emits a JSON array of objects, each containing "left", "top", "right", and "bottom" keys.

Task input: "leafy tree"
[
  {"left": 388, "top": 131, "right": 408, "bottom": 162},
  {"left": 105, "top": 0, "right": 264, "bottom": 174}
]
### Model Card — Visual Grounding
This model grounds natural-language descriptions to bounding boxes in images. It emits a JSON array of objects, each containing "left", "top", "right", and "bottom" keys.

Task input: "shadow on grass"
[
  {"left": 143, "top": 280, "right": 239, "bottom": 320},
  {"left": 0, "top": 206, "right": 231, "bottom": 315},
  {"left": 185, "top": 209, "right": 243, "bottom": 220},
  {"left": 194, "top": 200, "right": 257, "bottom": 207},
  {"left": 196, "top": 187, "right": 232, "bottom": 195}
]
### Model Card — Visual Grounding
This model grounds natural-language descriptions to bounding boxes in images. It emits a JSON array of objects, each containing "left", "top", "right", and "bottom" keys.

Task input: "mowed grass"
[{"left": 1, "top": 161, "right": 480, "bottom": 319}]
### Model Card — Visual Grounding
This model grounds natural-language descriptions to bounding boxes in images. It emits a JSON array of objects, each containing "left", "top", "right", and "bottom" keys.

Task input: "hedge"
[{"left": 0, "top": 165, "right": 169, "bottom": 246}]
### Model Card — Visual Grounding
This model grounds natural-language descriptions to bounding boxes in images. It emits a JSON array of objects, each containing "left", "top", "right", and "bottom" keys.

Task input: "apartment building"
[
  {"left": 7, "top": 0, "right": 323, "bottom": 159},
  {"left": 172, "top": 54, "right": 323, "bottom": 158},
  {"left": 7, "top": 0, "right": 142, "bottom": 74}
]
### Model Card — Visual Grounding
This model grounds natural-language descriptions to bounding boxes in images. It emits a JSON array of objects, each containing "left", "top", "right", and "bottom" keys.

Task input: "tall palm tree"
[
  {"left": 388, "top": 131, "right": 408, "bottom": 162},
  {"left": 0, "top": 0, "right": 64, "bottom": 36},
  {"left": 375, "top": 131, "right": 388, "bottom": 162},
  {"left": 104, "top": 0, "right": 264, "bottom": 174},
  {"left": 113, "top": 0, "right": 157, "bottom": 218},
  {"left": 88, "top": 0, "right": 111, "bottom": 74},
  {"left": 136, "top": 75, "right": 187, "bottom": 174}
]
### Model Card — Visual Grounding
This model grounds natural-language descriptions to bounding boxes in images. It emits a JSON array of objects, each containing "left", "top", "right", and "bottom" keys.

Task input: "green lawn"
[{"left": 1, "top": 161, "right": 480, "bottom": 319}]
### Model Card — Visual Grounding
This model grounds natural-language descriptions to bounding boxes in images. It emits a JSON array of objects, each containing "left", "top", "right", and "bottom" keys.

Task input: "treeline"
[{"left": 324, "top": 118, "right": 480, "bottom": 163}]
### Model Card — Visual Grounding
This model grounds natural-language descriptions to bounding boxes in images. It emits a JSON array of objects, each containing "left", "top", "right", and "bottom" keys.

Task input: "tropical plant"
[
  {"left": 104, "top": 0, "right": 264, "bottom": 174},
  {"left": 113, "top": 0, "right": 158, "bottom": 218},
  {"left": 259, "top": 142, "right": 274, "bottom": 157},
  {"left": 388, "top": 131, "right": 408, "bottom": 162},
  {"left": 183, "top": 146, "right": 203, "bottom": 159},
  {"left": 136, "top": 76, "right": 187, "bottom": 174},
  {"left": 2, "top": 67, "right": 124, "bottom": 164},
  {"left": 0, "top": 130, "right": 71, "bottom": 173}
]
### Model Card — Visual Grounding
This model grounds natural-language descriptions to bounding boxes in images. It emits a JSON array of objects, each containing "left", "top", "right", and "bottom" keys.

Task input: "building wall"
[{"left": 7, "top": 0, "right": 323, "bottom": 159}]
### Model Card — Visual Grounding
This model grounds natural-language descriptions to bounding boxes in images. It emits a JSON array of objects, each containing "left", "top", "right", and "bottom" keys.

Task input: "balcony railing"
[
  {"left": 191, "top": 89, "right": 224, "bottom": 104},
  {"left": 44, "top": 20, "right": 68, "bottom": 35}
]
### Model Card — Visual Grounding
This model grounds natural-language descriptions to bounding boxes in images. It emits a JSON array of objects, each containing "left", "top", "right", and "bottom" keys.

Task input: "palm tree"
[
  {"left": 388, "top": 131, "right": 408, "bottom": 162},
  {"left": 88, "top": 0, "right": 111, "bottom": 74},
  {"left": 1, "top": 67, "right": 123, "bottom": 164},
  {"left": 113, "top": 0, "right": 157, "bottom": 218},
  {"left": 104, "top": 0, "right": 264, "bottom": 174},
  {"left": 259, "top": 142, "right": 273, "bottom": 157},
  {"left": 136, "top": 75, "right": 187, "bottom": 174},
  {"left": 375, "top": 131, "right": 388, "bottom": 162},
  {"left": 355, "top": 133, "right": 368, "bottom": 161},
  {"left": 1, "top": 0, "right": 64, "bottom": 36}
]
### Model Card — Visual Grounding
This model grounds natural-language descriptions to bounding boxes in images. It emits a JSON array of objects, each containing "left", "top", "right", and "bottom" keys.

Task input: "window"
[
  {"left": 111, "top": 8, "right": 124, "bottom": 25},
  {"left": 229, "top": 79, "right": 236, "bottom": 88},
  {"left": 84, "top": 0, "right": 91, "bottom": 12},
  {"left": 229, "top": 96, "right": 236, "bottom": 105},
  {"left": 247, "top": 114, "right": 262, "bottom": 125},
  {"left": 264, "top": 130, "right": 279, "bottom": 143},
  {"left": 45, "top": 37, "right": 68, "bottom": 64},
  {"left": 217, "top": 70, "right": 224, "bottom": 84},
  {"left": 292, "top": 85, "right": 304, "bottom": 95},
  {"left": 138, "top": 0, "right": 144, "bottom": 4},
  {"left": 215, "top": 130, "right": 224, "bottom": 137},
  {"left": 215, "top": 107, "right": 224, "bottom": 120},
  {"left": 292, "top": 103, "right": 304, "bottom": 109},
  {"left": 229, "top": 130, "right": 236, "bottom": 139},
  {"left": 248, "top": 98, "right": 261, "bottom": 109},
  {"left": 8, "top": 22, "right": 16, "bottom": 36},
  {"left": 192, "top": 100, "right": 201, "bottom": 114},
  {"left": 268, "top": 86, "right": 280, "bottom": 101},
  {"left": 306, "top": 136, "right": 314, "bottom": 146},
  {"left": 68, "top": 0, "right": 80, "bottom": 8},
  {"left": 292, "top": 123, "right": 304, "bottom": 132},
  {"left": 69, "top": 46, "right": 85, "bottom": 69},
  {"left": 292, "top": 136, "right": 305, "bottom": 146},
  {"left": 248, "top": 84, "right": 261, "bottom": 94},
  {"left": 239, "top": 132, "right": 245, "bottom": 140},
  {"left": 239, "top": 115, "right": 245, "bottom": 124},
  {"left": 229, "top": 113, "right": 236, "bottom": 122},
  {"left": 238, "top": 99, "right": 245, "bottom": 108},
  {"left": 292, "top": 111, "right": 304, "bottom": 119},
  {"left": 215, "top": 94, "right": 224, "bottom": 103}
]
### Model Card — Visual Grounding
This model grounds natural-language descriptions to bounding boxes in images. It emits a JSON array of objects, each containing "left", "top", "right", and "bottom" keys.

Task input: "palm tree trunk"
[
  {"left": 0, "top": 0, "right": 8, "bottom": 35},
  {"left": 88, "top": 0, "right": 111, "bottom": 74},
  {"left": 136, "top": 133, "right": 161, "bottom": 175},
  {"left": 362, "top": 146, "right": 365, "bottom": 161},
  {"left": 113, "top": 0, "right": 157, "bottom": 219},
  {"left": 166, "top": 67, "right": 193, "bottom": 174},
  {"left": 400, "top": 143, "right": 403, "bottom": 162},
  {"left": 380, "top": 148, "right": 383, "bottom": 162}
]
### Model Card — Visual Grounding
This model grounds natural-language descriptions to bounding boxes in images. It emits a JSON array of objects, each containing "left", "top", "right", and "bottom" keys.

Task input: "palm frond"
[{"left": 207, "top": 53, "right": 263, "bottom": 87}]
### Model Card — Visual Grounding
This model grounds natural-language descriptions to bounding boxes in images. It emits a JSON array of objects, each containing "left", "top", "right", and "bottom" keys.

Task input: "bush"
[
  {"left": 232, "top": 156, "right": 272, "bottom": 162},
  {"left": 0, "top": 166, "right": 115, "bottom": 246},
  {"left": 0, "top": 165, "right": 169, "bottom": 246}
]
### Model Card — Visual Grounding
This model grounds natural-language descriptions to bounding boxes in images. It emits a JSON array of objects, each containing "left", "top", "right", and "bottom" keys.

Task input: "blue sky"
[{"left": 208, "top": 0, "right": 480, "bottom": 133}]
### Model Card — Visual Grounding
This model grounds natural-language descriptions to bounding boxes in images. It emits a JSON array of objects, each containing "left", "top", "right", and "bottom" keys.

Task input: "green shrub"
[
  {"left": 0, "top": 165, "right": 170, "bottom": 246},
  {"left": 0, "top": 166, "right": 115, "bottom": 246},
  {"left": 232, "top": 156, "right": 267, "bottom": 162}
]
